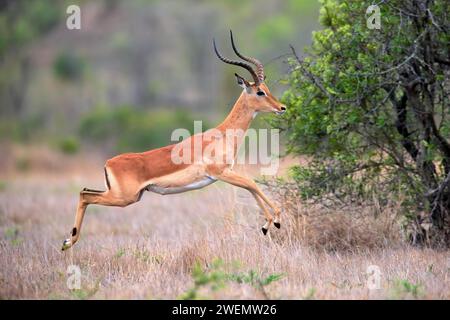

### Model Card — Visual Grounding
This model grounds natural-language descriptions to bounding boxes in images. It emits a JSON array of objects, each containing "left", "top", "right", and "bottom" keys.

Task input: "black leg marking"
[
  {"left": 274, "top": 222, "right": 281, "bottom": 229},
  {"left": 72, "top": 227, "right": 77, "bottom": 236},
  {"left": 261, "top": 227, "right": 268, "bottom": 235},
  {"left": 136, "top": 190, "right": 144, "bottom": 202},
  {"left": 83, "top": 188, "right": 103, "bottom": 193},
  {"left": 104, "top": 167, "right": 111, "bottom": 190}
]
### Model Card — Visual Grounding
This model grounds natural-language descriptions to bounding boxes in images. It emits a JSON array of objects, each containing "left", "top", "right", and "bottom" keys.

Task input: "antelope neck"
[{"left": 216, "top": 93, "right": 255, "bottom": 133}]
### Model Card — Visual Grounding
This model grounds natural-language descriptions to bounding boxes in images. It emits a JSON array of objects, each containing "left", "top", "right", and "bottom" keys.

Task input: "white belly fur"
[{"left": 146, "top": 176, "right": 217, "bottom": 195}]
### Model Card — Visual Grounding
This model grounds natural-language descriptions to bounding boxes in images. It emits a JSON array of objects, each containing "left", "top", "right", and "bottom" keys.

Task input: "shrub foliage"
[{"left": 274, "top": 0, "right": 450, "bottom": 246}]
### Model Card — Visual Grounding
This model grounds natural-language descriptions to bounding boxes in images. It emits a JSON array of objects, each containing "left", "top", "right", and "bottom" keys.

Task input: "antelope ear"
[{"left": 235, "top": 73, "right": 250, "bottom": 90}]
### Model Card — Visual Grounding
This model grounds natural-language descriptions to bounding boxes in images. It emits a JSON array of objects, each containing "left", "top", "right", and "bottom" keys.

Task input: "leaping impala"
[{"left": 62, "top": 31, "right": 286, "bottom": 250}]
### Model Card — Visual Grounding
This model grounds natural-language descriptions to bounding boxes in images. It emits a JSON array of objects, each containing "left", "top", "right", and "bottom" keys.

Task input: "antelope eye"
[{"left": 256, "top": 90, "right": 266, "bottom": 96}]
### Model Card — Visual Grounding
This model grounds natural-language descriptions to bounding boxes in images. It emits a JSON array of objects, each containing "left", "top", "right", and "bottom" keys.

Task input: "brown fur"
[{"left": 62, "top": 80, "right": 286, "bottom": 250}]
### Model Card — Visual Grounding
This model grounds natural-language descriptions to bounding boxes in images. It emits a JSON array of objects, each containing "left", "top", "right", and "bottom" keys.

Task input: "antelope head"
[{"left": 213, "top": 31, "right": 286, "bottom": 115}]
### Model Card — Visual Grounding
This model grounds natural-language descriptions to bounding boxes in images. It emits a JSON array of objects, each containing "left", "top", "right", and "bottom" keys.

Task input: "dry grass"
[
  {"left": 0, "top": 165, "right": 449, "bottom": 299},
  {"left": 264, "top": 181, "right": 405, "bottom": 252}
]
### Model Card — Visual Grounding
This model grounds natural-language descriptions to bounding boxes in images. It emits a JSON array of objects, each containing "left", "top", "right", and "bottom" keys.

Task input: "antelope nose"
[{"left": 276, "top": 105, "right": 286, "bottom": 115}]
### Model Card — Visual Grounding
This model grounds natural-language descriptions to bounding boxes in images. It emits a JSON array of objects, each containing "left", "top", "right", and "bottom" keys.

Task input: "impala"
[{"left": 62, "top": 31, "right": 286, "bottom": 250}]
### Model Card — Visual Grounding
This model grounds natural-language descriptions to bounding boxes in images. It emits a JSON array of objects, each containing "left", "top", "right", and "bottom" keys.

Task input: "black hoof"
[
  {"left": 274, "top": 222, "right": 281, "bottom": 229},
  {"left": 261, "top": 227, "right": 268, "bottom": 235}
]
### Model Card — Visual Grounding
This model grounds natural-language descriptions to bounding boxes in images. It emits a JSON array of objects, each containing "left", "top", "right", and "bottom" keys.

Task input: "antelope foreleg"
[{"left": 215, "top": 169, "right": 279, "bottom": 234}]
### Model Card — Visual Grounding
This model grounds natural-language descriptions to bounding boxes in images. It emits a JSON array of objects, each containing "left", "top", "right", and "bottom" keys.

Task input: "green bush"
[
  {"left": 0, "top": 0, "right": 61, "bottom": 56},
  {"left": 179, "top": 259, "right": 284, "bottom": 300},
  {"left": 79, "top": 105, "right": 209, "bottom": 153},
  {"left": 58, "top": 136, "right": 80, "bottom": 155},
  {"left": 390, "top": 279, "right": 423, "bottom": 299},
  {"left": 0, "top": 180, "right": 7, "bottom": 192},
  {"left": 180, "top": 259, "right": 228, "bottom": 300},
  {"left": 0, "top": 114, "right": 45, "bottom": 143},
  {"left": 4, "top": 226, "right": 23, "bottom": 246},
  {"left": 53, "top": 51, "right": 85, "bottom": 81},
  {"left": 273, "top": 0, "right": 450, "bottom": 246},
  {"left": 16, "top": 157, "right": 30, "bottom": 172}
]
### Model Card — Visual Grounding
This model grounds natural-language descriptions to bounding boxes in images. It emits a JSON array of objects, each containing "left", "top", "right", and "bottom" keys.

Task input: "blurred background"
[
  {"left": 2, "top": 1, "right": 449, "bottom": 301},
  {"left": 0, "top": 0, "right": 320, "bottom": 175}
]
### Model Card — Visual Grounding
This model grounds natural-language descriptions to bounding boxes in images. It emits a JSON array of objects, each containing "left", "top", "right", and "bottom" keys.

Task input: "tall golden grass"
[{"left": 0, "top": 149, "right": 448, "bottom": 299}]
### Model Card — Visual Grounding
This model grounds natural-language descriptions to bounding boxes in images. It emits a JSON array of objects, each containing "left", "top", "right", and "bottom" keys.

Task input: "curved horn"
[
  {"left": 213, "top": 38, "right": 260, "bottom": 85},
  {"left": 230, "top": 30, "right": 265, "bottom": 83}
]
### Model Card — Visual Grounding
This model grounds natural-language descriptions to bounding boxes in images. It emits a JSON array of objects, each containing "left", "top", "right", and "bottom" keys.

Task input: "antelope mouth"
[{"left": 274, "top": 105, "right": 286, "bottom": 115}]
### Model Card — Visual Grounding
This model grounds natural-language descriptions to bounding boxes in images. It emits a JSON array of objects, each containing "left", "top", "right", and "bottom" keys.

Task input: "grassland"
[{"left": 0, "top": 151, "right": 449, "bottom": 299}]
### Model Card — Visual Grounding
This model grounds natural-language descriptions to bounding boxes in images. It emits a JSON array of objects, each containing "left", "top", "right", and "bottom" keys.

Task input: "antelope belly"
[{"left": 146, "top": 176, "right": 217, "bottom": 195}]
